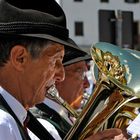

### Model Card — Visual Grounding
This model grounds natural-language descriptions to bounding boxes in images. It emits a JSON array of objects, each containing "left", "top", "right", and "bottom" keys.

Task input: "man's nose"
[{"left": 55, "top": 62, "right": 65, "bottom": 83}]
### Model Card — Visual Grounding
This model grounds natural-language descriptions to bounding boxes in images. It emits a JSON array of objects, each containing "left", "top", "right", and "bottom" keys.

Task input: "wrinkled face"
[
  {"left": 56, "top": 61, "right": 90, "bottom": 109},
  {"left": 19, "top": 43, "right": 65, "bottom": 108}
]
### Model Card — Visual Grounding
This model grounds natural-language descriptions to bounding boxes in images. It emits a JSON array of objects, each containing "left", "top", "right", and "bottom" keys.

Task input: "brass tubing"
[
  {"left": 46, "top": 85, "right": 79, "bottom": 118},
  {"left": 64, "top": 80, "right": 106, "bottom": 140}
]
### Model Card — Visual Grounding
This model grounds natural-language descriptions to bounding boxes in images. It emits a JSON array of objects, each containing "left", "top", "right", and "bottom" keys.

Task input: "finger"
[
  {"left": 97, "top": 128, "right": 122, "bottom": 139},
  {"left": 114, "top": 133, "right": 128, "bottom": 140},
  {"left": 85, "top": 128, "right": 122, "bottom": 140}
]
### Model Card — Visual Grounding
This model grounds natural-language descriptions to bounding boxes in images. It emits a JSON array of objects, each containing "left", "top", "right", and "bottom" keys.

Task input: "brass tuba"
[
  {"left": 105, "top": 48, "right": 140, "bottom": 130},
  {"left": 64, "top": 42, "right": 140, "bottom": 140}
]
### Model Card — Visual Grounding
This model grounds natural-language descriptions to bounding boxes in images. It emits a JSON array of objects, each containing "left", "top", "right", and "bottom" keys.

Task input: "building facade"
[{"left": 60, "top": 0, "right": 140, "bottom": 52}]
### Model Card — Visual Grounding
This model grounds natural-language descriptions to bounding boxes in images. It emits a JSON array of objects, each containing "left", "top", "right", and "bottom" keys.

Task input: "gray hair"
[{"left": 0, "top": 35, "right": 53, "bottom": 67}]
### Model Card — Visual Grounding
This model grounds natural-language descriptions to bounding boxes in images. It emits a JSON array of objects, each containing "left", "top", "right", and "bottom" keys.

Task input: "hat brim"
[
  {"left": 63, "top": 54, "right": 91, "bottom": 66},
  {"left": 20, "top": 33, "right": 82, "bottom": 52},
  {"left": 1, "top": 32, "right": 91, "bottom": 65}
]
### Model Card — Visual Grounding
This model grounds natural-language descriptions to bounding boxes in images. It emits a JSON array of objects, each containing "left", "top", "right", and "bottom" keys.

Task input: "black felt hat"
[
  {"left": 0, "top": 0, "right": 82, "bottom": 52},
  {"left": 1, "top": 0, "right": 91, "bottom": 63},
  {"left": 63, "top": 39, "right": 91, "bottom": 66}
]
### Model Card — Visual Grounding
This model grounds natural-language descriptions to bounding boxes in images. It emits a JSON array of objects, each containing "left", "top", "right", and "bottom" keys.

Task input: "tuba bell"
[
  {"left": 64, "top": 42, "right": 140, "bottom": 140},
  {"left": 105, "top": 48, "right": 140, "bottom": 130}
]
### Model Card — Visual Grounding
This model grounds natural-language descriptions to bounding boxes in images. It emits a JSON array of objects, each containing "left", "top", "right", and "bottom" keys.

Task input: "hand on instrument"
[{"left": 85, "top": 128, "right": 127, "bottom": 140}]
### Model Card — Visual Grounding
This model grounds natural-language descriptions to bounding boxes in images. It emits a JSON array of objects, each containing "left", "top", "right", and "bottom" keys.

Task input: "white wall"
[{"left": 60, "top": 0, "right": 140, "bottom": 51}]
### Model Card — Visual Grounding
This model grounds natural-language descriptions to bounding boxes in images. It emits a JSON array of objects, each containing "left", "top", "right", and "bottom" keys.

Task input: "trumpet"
[
  {"left": 64, "top": 42, "right": 140, "bottom": 140},
  {"left": 46, "top": 84, "right": 79, "bottom": 118}
]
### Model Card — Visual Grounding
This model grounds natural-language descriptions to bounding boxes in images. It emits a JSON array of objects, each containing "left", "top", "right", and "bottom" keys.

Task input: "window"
[
  {"left": 75, "top": 22, "right": 84, "bottom": 36},
  {"left": 133, "top": 21, "right": 139, "bottom": 46},
  {"left": 100, "top": 0, "right": 109, "bottom": 2},
  {"left": 125, "top": 0, "right": 139, "bottom": 3}
]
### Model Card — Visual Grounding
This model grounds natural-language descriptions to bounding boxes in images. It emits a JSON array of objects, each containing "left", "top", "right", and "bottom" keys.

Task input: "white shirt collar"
[
  {"left": 43, "top": 98, "right": 73, "bottom": 125},
  {"left": 0, "top": 86, "right": 27, "bottom": 125}
]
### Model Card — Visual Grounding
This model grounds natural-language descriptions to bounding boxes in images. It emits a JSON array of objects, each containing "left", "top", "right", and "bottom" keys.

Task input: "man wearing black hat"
[
  {"left": 0, "top": 0, "right": 86, "bottom": 139},
  {"left": 0, "top": 0, "right": 126, "bottom": 139}
]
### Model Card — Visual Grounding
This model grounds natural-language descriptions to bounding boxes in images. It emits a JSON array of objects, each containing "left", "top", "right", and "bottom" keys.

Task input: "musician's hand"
[{"left": 85, "top": 128, "right": 127, "bottom": 140}]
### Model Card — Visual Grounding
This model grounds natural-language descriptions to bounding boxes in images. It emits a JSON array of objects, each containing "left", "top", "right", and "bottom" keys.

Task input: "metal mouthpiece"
[
  {"left": 46, "top": 84, "right": 64, "bottom": 103},
  {"left": 46, "top": 84, "right": 79, "bottom": 118}
]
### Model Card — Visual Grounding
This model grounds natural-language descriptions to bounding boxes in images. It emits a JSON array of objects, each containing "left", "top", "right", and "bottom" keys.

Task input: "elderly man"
[
  {"left": 35, "top": 41, "right": 91, "bottom": 138},
  {"left": 0, "top": 0, "right": 126, "bottom": 139},
  {"left": 0, "top": 0, "right": 85, "bottom": 139}
]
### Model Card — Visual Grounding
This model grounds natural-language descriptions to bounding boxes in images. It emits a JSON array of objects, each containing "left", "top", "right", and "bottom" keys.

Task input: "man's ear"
[{"left": 10, "top": 45, "right": 29, "bottom": 71}]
